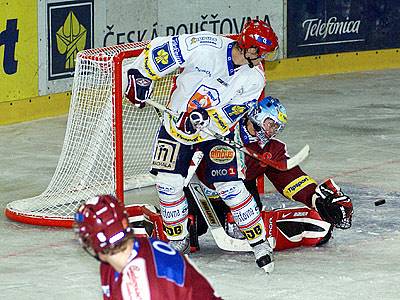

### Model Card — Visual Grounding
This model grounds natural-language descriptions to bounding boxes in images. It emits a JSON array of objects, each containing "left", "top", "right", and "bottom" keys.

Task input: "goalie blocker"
[{"left": 125, "top": 203, "right": 332, "bottom": 252}]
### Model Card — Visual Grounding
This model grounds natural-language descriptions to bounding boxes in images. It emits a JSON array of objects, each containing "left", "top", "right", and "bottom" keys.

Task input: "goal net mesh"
[{"left": 6, "top": 42, "right": 176, "bottom": 226}]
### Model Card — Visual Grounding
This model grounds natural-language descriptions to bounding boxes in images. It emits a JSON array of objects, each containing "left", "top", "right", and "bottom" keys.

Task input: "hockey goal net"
[{"left": 5, "top": 42, "right": 177, "bottom": 227}]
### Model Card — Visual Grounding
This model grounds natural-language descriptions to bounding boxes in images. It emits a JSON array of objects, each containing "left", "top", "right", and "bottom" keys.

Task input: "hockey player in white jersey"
[{"left": 124, "top": 19, "right": 279, "bottom": 272}]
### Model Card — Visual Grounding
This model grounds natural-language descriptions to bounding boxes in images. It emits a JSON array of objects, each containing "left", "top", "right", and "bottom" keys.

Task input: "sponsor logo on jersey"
[
  {"left": 144, "top": 45, "right": 160, "bottom": 79},
  {"left": 123, "top": 258, "right": 151, "bottom": 299},
  {"left": 217, "top": 78, "right": 228, "bottom": 87},
  {"left": 151, "top": 139, "right": 180, "bottom": 171},
  {"left": 208, "top": 109, "right": 228, "bottom": 132},
  {"left": 171, "top": 36, "right": 185, "bottom": 64},
  {"left": 210, "top": 167, "right": 236, "bottom": 177},
  {"left": 283, "top": 175, "right": 317, "bottom": 199},
  {"left": 227, "top": 42, "right": 235, "bottom": 75},
  {"left": 222, "top": 104, "right": 249, "bottom": 122},
  {"left": 152, "top": 42, "right": 176, "bottom": 72},
  {"left": 185, "top": 34, "right": 223, "bottom": 50},
  {"left": 209, "top": 145, "right": 235, "bottom": 164},
  {"left": 188, "top": 85, "right": 220, "bottom": 111},
  {"left": 170, "top": 128, "right": 203, "bottom": 143},
  {"left": 167, "top": 115, "right": 205, "bottom": 144},
  {"left": 195, "top": 66, "right": 211, "bottom": 77},
  {"left": 211, "top": 168, "right": 227, "bottom": 177}
]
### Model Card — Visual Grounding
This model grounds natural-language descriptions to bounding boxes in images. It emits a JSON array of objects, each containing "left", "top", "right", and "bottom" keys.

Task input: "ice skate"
[
  {"left": 252, "top": 239, "right": 274, "bottom": 273},
  {"left": 169, "top": 236, "right": 190, "bottom": 254}
]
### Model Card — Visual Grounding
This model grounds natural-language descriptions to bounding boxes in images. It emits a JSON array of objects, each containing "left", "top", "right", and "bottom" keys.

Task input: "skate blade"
[{"left": 262, "top": 262, "right": 275, "bottom": 274}]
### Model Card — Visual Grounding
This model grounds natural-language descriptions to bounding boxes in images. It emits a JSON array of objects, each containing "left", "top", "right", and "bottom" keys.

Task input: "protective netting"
[{"left": 5, "top": 42, "right": 176, "bottom": 226}]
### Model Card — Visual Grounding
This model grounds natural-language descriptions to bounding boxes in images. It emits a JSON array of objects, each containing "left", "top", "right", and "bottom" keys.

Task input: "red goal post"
[{"left": 5, "top": 42, "right": 177, "bottom": 227}]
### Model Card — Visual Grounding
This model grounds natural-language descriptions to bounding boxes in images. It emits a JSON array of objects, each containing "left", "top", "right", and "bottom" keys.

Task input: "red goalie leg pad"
[
  {"left": 262, "top": 207, "right": 332, "bottom": 251},
  {"left": 125, "top": 204, "right": 168, "bottom": 241}
]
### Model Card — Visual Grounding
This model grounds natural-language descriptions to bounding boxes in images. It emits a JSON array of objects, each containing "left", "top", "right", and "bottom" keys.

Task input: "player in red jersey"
[
  {"left": 191, "top": 96, "right": 353, "bottom": 250},
  {"left": 126, "top": 96, "right": 353, "bottom": 272},
  {"left": 74, "top": 194, "right": 221, "bottom": 300}
]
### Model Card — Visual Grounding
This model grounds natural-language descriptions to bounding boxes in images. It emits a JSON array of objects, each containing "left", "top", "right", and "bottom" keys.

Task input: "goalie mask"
[
  {"left": 248, "top": 96, "right": 288, "bottom": 148},
  {"left": 237, "top": 19, "right": 279, "bottom": 62},
  {"left": 74, "top": 194, "right": 133, "bottom": 256}
]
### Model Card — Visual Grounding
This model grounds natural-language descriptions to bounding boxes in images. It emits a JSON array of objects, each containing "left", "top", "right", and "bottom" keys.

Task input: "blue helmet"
[{"left": 247, "top": 96, "right": 288, "bottom": 147}]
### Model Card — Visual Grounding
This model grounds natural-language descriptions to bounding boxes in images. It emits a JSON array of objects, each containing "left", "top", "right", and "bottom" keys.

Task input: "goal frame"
[{"left": 5, "top": 46, "right": 148, "bottom": 227}]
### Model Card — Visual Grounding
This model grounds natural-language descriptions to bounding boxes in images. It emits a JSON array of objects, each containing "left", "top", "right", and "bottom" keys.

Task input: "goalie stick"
[
  {"left": 185, "top": 151, "right": 276, "bottom": 252},
  {"left": 145, "top": 99, "right": 310, "bottom": 171}
]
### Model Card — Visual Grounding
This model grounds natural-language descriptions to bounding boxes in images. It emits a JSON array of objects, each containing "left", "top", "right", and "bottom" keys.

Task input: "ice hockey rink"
[{"left": 1, "top": 69, "right": 399, "bottom": 300}]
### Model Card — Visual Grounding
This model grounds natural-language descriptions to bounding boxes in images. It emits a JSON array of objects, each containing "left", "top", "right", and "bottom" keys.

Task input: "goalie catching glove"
[
  {"left": 125, "top": 68, "right": 153, "bottom": 108},
  {"left": 312, "top": 179, "right": 353, "bottom": 229}
]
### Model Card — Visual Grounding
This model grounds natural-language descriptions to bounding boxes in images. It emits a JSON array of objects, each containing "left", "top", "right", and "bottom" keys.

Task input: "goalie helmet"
[
  {"left": 237, "top": 19, "right": 279, "bottom": 60},
  {"left": 74, "top": 194, "right": 133, "bottom": 255},
  {"left": 248, "top": 96, "right": 288, "bottom": 148}
]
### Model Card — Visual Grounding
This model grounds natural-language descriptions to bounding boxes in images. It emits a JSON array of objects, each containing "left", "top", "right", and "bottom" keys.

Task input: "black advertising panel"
[
  {"left": 287, "top": 0, "right": 400, "bottom": 57},
  {"left": 47, "top": 0, "right": 94, "bottom": 80}
]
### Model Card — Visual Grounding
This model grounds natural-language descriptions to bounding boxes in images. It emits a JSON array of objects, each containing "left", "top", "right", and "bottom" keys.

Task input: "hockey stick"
[
  {"left": 185, "top": 151, "right": 252, "bottom": 252},
  {"left": 145, "top": 99, "right": 310, "bottom": 171},
  {"left": 188, "top": 179, "right": 253, "bottom": 252},
  {"left": 186, "top": 155, "right": 275, "bottom": 252},
  {"left": 130, "top": 98, "right": 260, "bottom": 251}
]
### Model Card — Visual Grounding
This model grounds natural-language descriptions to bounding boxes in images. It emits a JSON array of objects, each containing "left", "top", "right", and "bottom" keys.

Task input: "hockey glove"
[
  {"left": 183, "top": 108, "right": 210, "bottom": 134},
  {"left": 125, "top": 68, "right": 153, "bottom": 108},
  {"left": 312, "top": 179, "right": 353, "bottom": 229}
]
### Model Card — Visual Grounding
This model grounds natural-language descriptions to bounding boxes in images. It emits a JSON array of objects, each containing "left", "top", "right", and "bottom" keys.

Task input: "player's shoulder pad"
[{"left": 181, "top": 31, "right": 224, "bottom": 52}]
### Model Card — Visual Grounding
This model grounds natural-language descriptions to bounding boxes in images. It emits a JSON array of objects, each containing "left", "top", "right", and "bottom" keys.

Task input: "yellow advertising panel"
[{"left": 0, "top": 0, "right": 38, "bottom": 103}]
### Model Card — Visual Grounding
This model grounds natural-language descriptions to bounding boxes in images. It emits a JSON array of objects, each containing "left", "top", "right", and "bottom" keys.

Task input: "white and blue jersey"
[{"left": 124, "top": 31, "right": 265, "bottom": 145}]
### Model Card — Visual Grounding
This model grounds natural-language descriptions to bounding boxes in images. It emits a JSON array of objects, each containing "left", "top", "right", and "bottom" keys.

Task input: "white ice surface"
[{"left": 1, "top": 69, "right": 400, "bottom": 300}]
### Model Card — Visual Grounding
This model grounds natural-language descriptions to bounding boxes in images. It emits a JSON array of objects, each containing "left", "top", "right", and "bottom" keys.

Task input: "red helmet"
[
  {"left": 74, "top": 194, "right": 132, "bottom": 254},
  {"left": 237, "top": 19, "right": 279, "bottom": 54}
]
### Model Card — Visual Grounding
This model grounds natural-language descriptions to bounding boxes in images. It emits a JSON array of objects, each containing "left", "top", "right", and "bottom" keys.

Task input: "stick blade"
[
  {"left": 210, "top": 227, "right": 252, "bottom": 252},
  {"left": 287, "top": 144, "right": 310, "bottom": 170}
]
